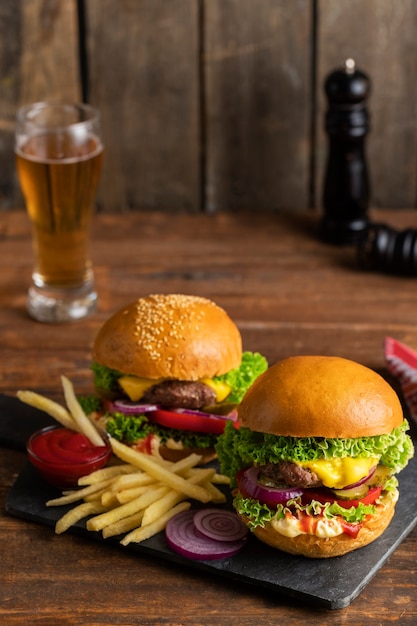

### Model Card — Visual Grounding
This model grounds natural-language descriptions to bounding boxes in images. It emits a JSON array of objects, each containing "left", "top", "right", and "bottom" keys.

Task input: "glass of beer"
[{"left": 15, "top": 102, "right": 104, "bottom": 322}]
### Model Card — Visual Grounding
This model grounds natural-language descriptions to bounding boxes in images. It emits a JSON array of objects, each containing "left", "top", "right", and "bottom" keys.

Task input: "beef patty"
[
  {"left": 259, "top": 461, "right": 323, "bottom": 489},
  {"left": 141, "top": 379, "right": 217, "bottom": 409}
]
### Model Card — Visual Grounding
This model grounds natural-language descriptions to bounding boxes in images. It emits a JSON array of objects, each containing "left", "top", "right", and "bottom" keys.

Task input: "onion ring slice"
[
  {"left": 165, "top": 510, "right": 247, "bottom": 560},
  {"left": 111, "top": 400, "right": 161, "bottom": 414},
  {"left": 237, "top": 466, "right": 304, "bottom": 508},
  {"left": 193, "top": 508, "right": 248, "bottom": 542}
]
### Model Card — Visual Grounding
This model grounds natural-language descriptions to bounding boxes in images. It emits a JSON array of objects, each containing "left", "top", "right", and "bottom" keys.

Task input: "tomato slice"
[
  {"left": 147, "top": 409, "right": 228, "bottom": 434},
  {"left": 301, "top": 486, "right": 382, "bottom": 509}
]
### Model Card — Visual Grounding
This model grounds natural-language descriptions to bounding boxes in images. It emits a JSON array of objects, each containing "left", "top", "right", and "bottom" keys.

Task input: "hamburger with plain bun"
[
  {"left": 84, "top": 294, "right": 267, "bottom": 462},
  {"left": 216, "top": 355, "right": 414, "bottom": 558}
]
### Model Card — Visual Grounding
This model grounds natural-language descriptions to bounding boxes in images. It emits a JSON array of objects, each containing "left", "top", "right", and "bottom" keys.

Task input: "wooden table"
[{"left": 1, "top": 208, "right": 417, "bottom": 624}]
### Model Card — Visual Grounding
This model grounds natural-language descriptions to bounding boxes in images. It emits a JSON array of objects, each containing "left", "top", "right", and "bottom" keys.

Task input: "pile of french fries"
[
  {"left": 17, "top": 378, "right": 231, "bottom": 546},
  {"left": 47, "top": 439, "right": 230, "bottom": 545}
]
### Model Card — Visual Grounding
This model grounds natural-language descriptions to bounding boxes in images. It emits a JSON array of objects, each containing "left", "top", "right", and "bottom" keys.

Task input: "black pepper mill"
[{"left": 320, "top": 58, "right": 371, "bottom": 244}]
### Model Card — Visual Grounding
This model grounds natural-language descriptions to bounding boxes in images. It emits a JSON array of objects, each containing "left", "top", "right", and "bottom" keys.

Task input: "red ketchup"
[{"left": 27, "top": 426, "right": 111, "bottom": 488}]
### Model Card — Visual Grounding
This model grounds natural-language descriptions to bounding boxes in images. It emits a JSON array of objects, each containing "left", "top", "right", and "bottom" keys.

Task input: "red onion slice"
[
  {"left": 193, "top": 508, "right": 248, "bottom": 542},
  {"left": 110, "top": 401, "right": 237, "bottom": 422},
  {"left": 165, "top": 510, "right": 247, "bottom": 560},
  {"left": 111, "top": 400, "right": 161, "bottom": 414},
  {"left": 172, "top": 408, "right": 238, "bottom": 422},
  {"left": 237, "top": 466, "right": 304, "bottom": 508}
]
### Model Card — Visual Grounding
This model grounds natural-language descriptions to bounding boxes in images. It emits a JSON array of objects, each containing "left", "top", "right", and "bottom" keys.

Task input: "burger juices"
[
  {"left": 82, "top": 294, "right": 267, "bottom": 462},
  {"left": 216, "top": 355, "right": 414, "bottom": 558}
]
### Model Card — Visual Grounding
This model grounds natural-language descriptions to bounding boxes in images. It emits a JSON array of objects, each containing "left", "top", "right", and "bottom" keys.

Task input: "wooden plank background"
[{"left": 1, "top": 0, "right": 417, "bottom": 214}]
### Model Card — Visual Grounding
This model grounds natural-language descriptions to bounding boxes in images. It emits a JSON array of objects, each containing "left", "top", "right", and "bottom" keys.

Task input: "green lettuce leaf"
[
  {"left": 90, "top": 350, "right": 268, "bottom": 400},
  {"left": 214, "top": 351, "right": 268, "bottom": 403},
  {"left": 91, "top": 362, "right": 122, "bottom": 393},
  {"left": 234, "top": 477, "right": 400, "bottom": 529},
  {"left": 105, "top": 412, "right": 217, "bottom": 449},
  {"left": 233, "top": 490, "right": 384, "bottom": 529},
  {"left": 78, "top": 394, "right": 103, "bottom": 415},
  {"left": 216, "top": 420, "right": 414, "bottom": 486}
]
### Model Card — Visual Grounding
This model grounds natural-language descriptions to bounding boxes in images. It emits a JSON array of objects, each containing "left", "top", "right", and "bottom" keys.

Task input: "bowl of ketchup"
[{"left": 27, "top": 425, "right": 112, "bottom": 488}]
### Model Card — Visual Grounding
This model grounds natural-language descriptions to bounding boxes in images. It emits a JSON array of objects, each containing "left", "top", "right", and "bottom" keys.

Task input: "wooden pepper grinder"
[{"left": 320, "top": 58, "right": 371, "bottom": 244}]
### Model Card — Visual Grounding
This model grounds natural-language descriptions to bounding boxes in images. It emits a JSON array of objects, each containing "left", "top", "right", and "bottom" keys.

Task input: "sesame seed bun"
[
  {"left": 92, "top": 294, "right": 242, "bottom": 381},
  {"left": 238, "top": 355, "right": 403, "bottom": 438}
]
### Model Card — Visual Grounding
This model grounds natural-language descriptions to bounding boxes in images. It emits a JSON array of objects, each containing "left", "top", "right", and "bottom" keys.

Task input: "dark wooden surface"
[
  {"left": 1, "top": 208, "right": 417, "bottom": 624},
  {"left": 2, "top": 0, "right": 417, "bottom": 212}
]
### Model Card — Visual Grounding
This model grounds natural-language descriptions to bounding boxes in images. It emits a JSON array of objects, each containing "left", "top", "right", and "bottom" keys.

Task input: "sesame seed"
[{"left": 132, "top": 294, "right": 216, "bottom": 362}]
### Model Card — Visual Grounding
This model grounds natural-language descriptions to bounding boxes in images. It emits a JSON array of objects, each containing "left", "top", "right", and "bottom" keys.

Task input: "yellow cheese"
[
  {"left": 199, "top": 378, "right": 232, "bottom": 402},
  {"left": 300, "top": 457, "right": 379, "bottom": 489},
  {"left": 118, "top": 376, "right": 162, "bottom": 401},
  {"left": 118, "top": 374, "right": 231, "bottom": 403}
]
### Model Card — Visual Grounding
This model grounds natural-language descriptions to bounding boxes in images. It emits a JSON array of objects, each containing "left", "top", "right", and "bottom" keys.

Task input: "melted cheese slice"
[
  {"left": 118, "top": 376, "right": 163, "bottom": 401},
  {"left": 118, "top": 374, "right": 231, "bottom": 403},
  {"left": 199, "top": 378, "right": 232, "bottom": 402},
  {"left": 300, "top": 457, "right": 379, "bottom": 489}
]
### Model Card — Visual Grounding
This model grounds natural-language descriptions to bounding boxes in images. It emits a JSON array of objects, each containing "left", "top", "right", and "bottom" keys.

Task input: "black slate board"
[{"left": 2, "top": 392, "right": 417, "bottom": 609}]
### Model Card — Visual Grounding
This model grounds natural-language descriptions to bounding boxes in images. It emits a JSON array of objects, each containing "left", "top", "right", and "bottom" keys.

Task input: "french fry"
[
  {"left": 121, "top": 501, "right": 191, "bottom": 546},
  {"left": 141, "top": 489, "right": 185, "bottom": 527},
  {"left": 115, "top": 485, "right": 160, "bottom": 504},
  {"left": 83, "top": 487, "right": 114, "bottom": 503},
  {"left": 86, "top": 486, "right": 169, "bottom": 532},
  {"left": 61, "top": 376, "right": 104, "bottom": 446},
  {"left": 46, "top": 478, "right": 115, "bottom": 506},
  {"left": 141, "top": 468, "right": 217, "bottom": 526},
  {"left": 102, "top": 510, "right": 145, "bottom": 539},
  {"left": 145, "top": 455, "right": 178, "bottom": 468},
  {"left": 168, "top": 453, "right": 203, "bottom": 475},
  {"left": 211, "top": 473, "right": 231, "bottom": 485},
  {"left": 16, "top": 390, "right": 77, "bottom": 431},
  {"left": 183, "top": 467, "right": 216, "bottom": 483},
  {"left": 110, "top": 439, "right": 213, "bottom": 503},
  {"left": 77, "top": 464, "right": 139, "bottom": 485},
  {"left": 110, "top": 472, "right": 157, "bottom": 491},
  {"left": 55, "top": 501, "right": 107, "bottom": 534},
  {"left": 201, "top": 481, "right": 226, "bottom": 504},
  {"left": 100, "top": 490, "right": 121, "bottom": 508}
]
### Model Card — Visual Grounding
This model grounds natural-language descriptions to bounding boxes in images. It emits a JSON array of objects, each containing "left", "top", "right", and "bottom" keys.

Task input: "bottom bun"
[{"left": 241, "top": 491, "right": 397, "bottom": 558}]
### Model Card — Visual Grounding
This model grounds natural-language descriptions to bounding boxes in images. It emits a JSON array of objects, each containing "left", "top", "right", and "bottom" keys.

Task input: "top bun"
[
  {"left": 92, "top": 294, "right": 242, "bottom": 381},
  {"left": 238, "top": 355, "right": 403, "bottom": 438}
]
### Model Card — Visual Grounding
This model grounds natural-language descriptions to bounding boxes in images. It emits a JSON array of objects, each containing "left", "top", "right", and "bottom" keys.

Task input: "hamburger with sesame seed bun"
[
  {"left": 216, "top": 355, "right": 414, "bottom": 557},
  {"left": 82, "top": 294, "right": 267, "bottom": 463}
]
